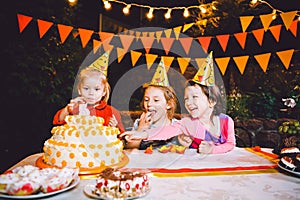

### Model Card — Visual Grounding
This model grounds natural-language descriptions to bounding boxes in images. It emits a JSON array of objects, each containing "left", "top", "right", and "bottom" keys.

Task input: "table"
[{"left": 4, "top": 147, "right": 300, "bottom": 199}]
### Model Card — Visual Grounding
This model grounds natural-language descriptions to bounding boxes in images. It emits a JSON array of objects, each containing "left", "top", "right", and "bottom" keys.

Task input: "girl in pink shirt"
[{"left": 121, "top": 80, "right": 235, "bottom": 154}]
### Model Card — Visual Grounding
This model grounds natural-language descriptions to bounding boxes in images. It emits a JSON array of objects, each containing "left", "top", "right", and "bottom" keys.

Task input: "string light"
[
  {"left": 123, "top": 4, "right": 131, "bottom": 15},
  {"left": 183, "top": 8, "right": 190, "bottom": 18},
  {"left": 147, "top": 8, "right": 154, "bottom": 19},
  {"left": 164, "top": 9, "right": 172, "bottom": 19},
  {"left": 103, "top": 0, "right": 112, "bottom": 10}
]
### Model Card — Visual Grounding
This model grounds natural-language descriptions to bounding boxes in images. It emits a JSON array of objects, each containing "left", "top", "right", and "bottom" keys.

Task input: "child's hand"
[
  {"left": 177, "top": 134, "right": 192, "bottom": 147},
  {"left": 198, "top": 141, "right": 214, "bottom": 154},
  {"left": 67, "top": 97, "right": 86, "bottom": 114},
  {"left": 137, "top": 112, "right": 153, "bottom": 131},
  {"left": 119, "top": 131, "right": 148, "bottom": 142},
  {"left": 108, "top": 115, "right": 118, "bottom": 127}
]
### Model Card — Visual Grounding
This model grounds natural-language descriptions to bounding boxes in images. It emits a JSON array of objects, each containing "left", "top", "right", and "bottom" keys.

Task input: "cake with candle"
[{"left": 42, "top": 115, "right": 124, "bottom": 170}]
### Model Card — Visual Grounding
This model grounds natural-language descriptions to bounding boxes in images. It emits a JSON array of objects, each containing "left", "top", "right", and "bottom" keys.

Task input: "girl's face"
[
  {"left": 143, "top": 86, "right": 170, "bottom": 123},
  {"left": 184, "top": 84, "right": 213, "bottom": 119},
  {"left": 78, "top": 75, "right": 105, "bottom": 105}
]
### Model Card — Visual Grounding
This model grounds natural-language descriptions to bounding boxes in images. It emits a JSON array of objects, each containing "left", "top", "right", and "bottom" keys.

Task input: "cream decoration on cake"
[
  {"left": 150, "top": 59, "right": 170, "bottom": 87},
  {"left": 191, "top": 51, "right": 215, "bottom": 86},
  {"left": 88, "top": 51, "right": 109, "bottom": 77},
  {"left": 78, "top": 103, "right": 90, "bottom": 115}
]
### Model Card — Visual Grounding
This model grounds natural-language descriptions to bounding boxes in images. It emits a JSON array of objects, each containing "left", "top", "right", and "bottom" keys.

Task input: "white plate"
[
  {"left": 0, "top": 176, "right": 80, "bottom": 199},
  {"left": 278, "top": 162, "right": 300, "bottom": 177},
  {"left": 84, "top": 184, "right": 150, "bottom": 200}
]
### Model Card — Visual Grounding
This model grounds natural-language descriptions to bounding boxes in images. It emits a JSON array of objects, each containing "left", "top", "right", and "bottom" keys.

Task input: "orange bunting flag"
[
  {"left": 78, "top": 28, "right": 94, "bottom": 48},
  {"left": 260, "top": 13, "right": 274, "bottom": 31},
  {"left": 116, "top": 47, "right": 126, "bottom": 63},
  {"left": 254, "top": 53, "right": 271, "bottom": 73},
  {"left": 119, "top": 35, "right": 134, "bottom": 52},
  {"left": 280, "top": 11, "right": 297, "bottom": 30},
  {"left": 160, "top": 38, "right": 175, "bottom": 55},
  {"left": 216, "top": 34, "right": 230, "bottom": 52},
  {"left": 140, "top": 37, "right": 155, "bottom": 54},
  {"left": 57, "top": 24, "right": 73, "bottom": 44},
  {"left": 164, "top": 29, "right": 172, "bottom": 38},
  {"left": 99, "top": 32, "right": 114, "bottom": 44},
  {"left": 197, "top": 36, "right": 212, "bottom": 53},
  {"left": 215, "top": 57, "right": 230, "bottom": 75},
  {"left": 130, "top": 50, "right": 142, "bottom": 67},
  {"left": 276, "top": 49, "right": 294, "bottom": 70},
  {"left": 252, "top": 28, "right": 265, "bottom": 46},
  {"left": 179, "top": 37, "right": 193, "bottom": 55},
  {"left": 173, "top": 26, "right": 182, "bottom": 40},
  {"left": 161, "top": 56, "right": 174, "bottom": 72},
  {"left": 149, "top": 32, "right": 155, "bottom": 38},
  {"left": 93, "top": 39, "right": 102, "bottom": 54},
  {"left": 17, "top": 14, "right": 32, "bottom": 33},
  {"left": 37, "top": 19, "right": 53, "bottom": 38},
  {"left": 289, "top": 20, "right": 298, "bottom": 37},
  {"left": 142, "top": 32, "right": 148, "bottom": 37},
  {"left": 269, "top": 24, "right": 282, "bottom": 42},
  {"left": 135, "top": 31, "right": 141, "bottom": 41},
  {"left": 155, "top": 31, "right": 163, "bottom": 42},
  {"left": 233, "top": 32, "right": 247, "bottom": 49},
  {"left": 239, "top": 16, "right": 254, "bottom": 32},
  {"left": 177, "top": 57, "right": 191, "bottom": 74},
  {"left": 145, "top": 53, "right": 158, "bottom": 70},
  {"left": 195, "top": 58, "right": 206, "bottom": 71},
  {"left": 232, "top": 55, "right": 249, "bottom": 75},
  {"left": 182, "top": 23, "right": 194, "bottom": 32}
]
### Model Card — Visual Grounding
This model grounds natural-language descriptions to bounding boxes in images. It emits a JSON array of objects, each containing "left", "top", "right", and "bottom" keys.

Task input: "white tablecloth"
[{"left": 4, "top": 148, "right": 300, "bottom": 200}]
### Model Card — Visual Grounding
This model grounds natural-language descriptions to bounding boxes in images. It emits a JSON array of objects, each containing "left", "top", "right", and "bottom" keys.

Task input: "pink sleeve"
[
  {"left": 211, "top": 117, "right": 236, "bottom": 154},
  {"left": 146, "top": 121, "right": 183, "bottom": 140}
]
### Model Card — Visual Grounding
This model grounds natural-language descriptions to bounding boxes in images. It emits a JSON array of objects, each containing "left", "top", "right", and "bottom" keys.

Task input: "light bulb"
[
  {"left": 199, "top": 5, "right": 206, "bottom": 14},
  {"left": 123, "top": 4, "right": 131, "bottom": 15},
  {"left": 147, "top": 8, "right": 154, "bottom": 19},
  {"left": 165, "top": 9, "right": 172, "bottom": 19},
  {"left": 183, "top": 8, "right": 189, "bottom": 18},
  {"left": 104, "top": 1, "right": 111, "bottom": 10}
]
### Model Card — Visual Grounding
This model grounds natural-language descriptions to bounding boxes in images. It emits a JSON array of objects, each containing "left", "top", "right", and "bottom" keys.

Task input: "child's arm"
[{"left": 53, "top": 107, "right": 68, "bottom": 125}]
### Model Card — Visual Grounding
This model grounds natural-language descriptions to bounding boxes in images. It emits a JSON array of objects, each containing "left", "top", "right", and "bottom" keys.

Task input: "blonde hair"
[
  {"left": 142, "top": 83, "right": 178, "bottom": 120},
  {"left": 77, "top": 67, "right": 111, "bottom": 102}
]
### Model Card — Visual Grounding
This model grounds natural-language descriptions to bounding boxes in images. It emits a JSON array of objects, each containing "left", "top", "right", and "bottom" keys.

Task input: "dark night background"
[{"left": 0, "top": 0, "right": 299, "bottom": 173}]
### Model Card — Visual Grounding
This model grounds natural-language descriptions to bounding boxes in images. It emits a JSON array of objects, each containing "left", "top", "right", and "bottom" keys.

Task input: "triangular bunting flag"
[
  {"left": 179, "top": 37, "right": 193, "bottom": 55},
  {"left": 177, "top": 57, "right": 191, "bottom": 74},
  {"left": 160, "top": 37, "right": 175, "bottom": 55},
  {"left": 252, "top": 28, "right": 265, "bottom": 46},
  {"left": 142, "top": 32, "right": 148, "bottom": 37},
  {"left": 78, "top": 28, "right": 94, "bottom": 48},
  {"left": 164, "top": 29, "right": 172, "bottom": 38},
  {"left": 135, "top": 31, "right": 141, "bottom": 41},
  {"left": 233, "top": 32, "right": 247, "bottom": 49},
  {"left": 191, "top": 52, "right": 215, "bottom": 86},
  {"left": 103, "top": 42, "right": 114, "bottom": 52},
  {"left": 254, "top": 53, "right": 271, "bottom": 73},
  {"left": 149, "top": 32, "right": 155, "bottom": 38},
  {"left": 269, "top": 24, "right": 282, "bottom": 42},
  {"left": 173, "top": 26, "right": 182, "bottom": 40},
  {"left": 128, "top": 30, "right": 135, "bottom": 35},
  {"left": 240, "top": 16, "right": 254, "bottom": 32},
  {"left": 215, "top": 57, "right": 230, "bottom": 75},
  {"left": 260, "top": 13, "right": 274, "bottom": 31},
  {"left": 150, "top": 59, "right": 170, "bottom": 86},
  {"left": 216, "top": 34, "right": 230, "bottom": 52},
  {"left": 232, "top": 55, "right": 249, "bottom": 75},
  {"left": 289, "top": 20, "right": 298, "bottom": 37},
  {"left": 197, "top": 36, "right": 212, "bottom": 53},
  {"left": 280, "top": 11, "right": 297, "bottom": 30},
  {"left": 93, "top": 39, "right": 102, "bottom": 54},
  {"left": 155, "top": 31, "right": 163, "bottom": 42},
  {"left": 140, "top": 36, "right": 155, "bottom": 54},
  {"left": 117, "top": 47, "right": 126, "bottom": 63},
  {"left": 119, "top": 35, "right": 134, "bottom": 52},
  {"left": 17, "top": 14, "right": 32, "bottom": 33},
  {"left": 99, "top": 32, "right": 114, "bottom": 44},
  {"left": 182, "top": 23, "right": 194, "bottom": 32},
  {"left": 195, "top": 58, "right": 206, "bottom": 71},
  {"left": 276, "top": 49, "right": 294, "bottom": 70},
  {"left": 57, "top": 24, "right": 73, "bottom": 44},
  {"left": 145, "top": 53, "right": 158, "bottom": 70},
  {"left": 37, "top": 19, "right": 53, "bottom": 38},
  {"left": 161, "top": 56, "right": 174, "bottom": 72},
  {"left": 130, "top": 50, "right": 142, "bottom": 67}
]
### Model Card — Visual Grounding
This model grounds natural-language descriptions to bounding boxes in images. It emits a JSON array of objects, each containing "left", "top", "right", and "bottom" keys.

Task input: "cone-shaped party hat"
[
  {"left": 88, "top": 51, "right": 109, "bottom": 76},
  {"left": 150, "top": 59, "right": 170, "bottom": 86},
  {"left": 192, "top": 51, "right": 215, "bottom": 86}
]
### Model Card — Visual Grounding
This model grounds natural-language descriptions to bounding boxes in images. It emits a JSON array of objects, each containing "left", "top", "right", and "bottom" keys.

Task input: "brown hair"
[
  {"left": 141, "top": 83, "right": 178, "bottom": 120},
  {"left": 77, "top": 67, "right": 111, "bottom": 102}
]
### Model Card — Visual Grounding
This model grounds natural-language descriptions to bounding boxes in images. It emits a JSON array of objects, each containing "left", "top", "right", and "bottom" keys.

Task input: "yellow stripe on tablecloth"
[{"left": 245, "top": 147, "right": 279, "bottom": 163}]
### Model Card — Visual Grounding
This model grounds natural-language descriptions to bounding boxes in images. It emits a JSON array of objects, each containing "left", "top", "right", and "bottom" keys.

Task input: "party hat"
[
  {"left": 192, "top": 51, "right": 215, "bottom": 86},
  {"left": 150, "top": 59, "right": 170, "bottom": 86},
  {"left": 88, "top": 51, "right": 109, "bottom": 76}
]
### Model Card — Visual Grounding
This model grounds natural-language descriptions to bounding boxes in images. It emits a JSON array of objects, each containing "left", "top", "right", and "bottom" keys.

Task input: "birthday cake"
[
  {"left": 93, "top": 168, "right": 149, "bottom": 199},
  {"left": 42, "top": 115, "right": 124, "bottom": 169}
]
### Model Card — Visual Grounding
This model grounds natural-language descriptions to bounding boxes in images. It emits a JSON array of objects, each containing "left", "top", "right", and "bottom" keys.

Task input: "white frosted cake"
[{"left": 42, "top": 115, "right": 124, "bottom": 169}]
